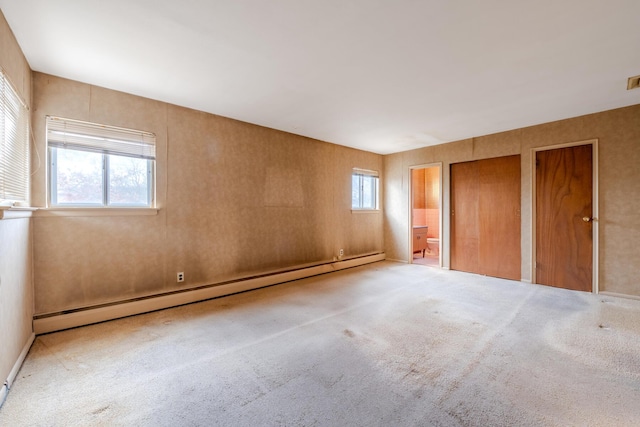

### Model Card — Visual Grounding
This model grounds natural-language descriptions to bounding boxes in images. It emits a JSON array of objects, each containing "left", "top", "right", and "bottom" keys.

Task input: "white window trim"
[
  {"left": 34, "top": 207, "right": 158, "bottom": 217},
  {"left": 46, "top": 116, "right": 156, "bottom": 208},
  {"left": 351, "top": 168, "right": 380, "bottom": 211},
  {"left": 0, "top": 206, "right": 37, "bottom": 220}
]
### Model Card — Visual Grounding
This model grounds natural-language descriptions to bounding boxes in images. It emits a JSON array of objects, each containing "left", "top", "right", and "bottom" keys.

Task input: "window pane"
[
  {"left": 362, "top": 176, "right": 377, "bottom": 209},
  {"left": 352, "top": 174, "right": 361, "bottom": 208},
  {"left": 53, "top": 148, "right": 103, "bottom": 204},
  {"left": 108, "top": 155, "right": 150, "bottom": 206}
]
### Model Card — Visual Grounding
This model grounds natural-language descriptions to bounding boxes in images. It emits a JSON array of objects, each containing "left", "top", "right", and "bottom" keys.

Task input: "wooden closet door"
[
  {"left": 536, "top": 145, "right": 592, "bottom": 291},
  {"left": 479, "top": 155, "right": 521, "bottom": 280},
  {"left": 451, "top": 161, "right": 479, "bottom": 274},
  {"left": 451, "top": 155, "right": 521, "bottom": 280}
]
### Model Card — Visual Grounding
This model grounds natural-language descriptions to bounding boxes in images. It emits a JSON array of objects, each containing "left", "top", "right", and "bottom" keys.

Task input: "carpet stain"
[
  {"left": 343, "top": 329, "right": 355, "bottom": 338},
  {"left": 91, "top": 406, "right": 110, "bottom": 415},
  {"left": 240, "top": 392, "right": 266, "bottom": 407},
  {"left": 402, "top": 366, "right": 421, "bottom": 380}
]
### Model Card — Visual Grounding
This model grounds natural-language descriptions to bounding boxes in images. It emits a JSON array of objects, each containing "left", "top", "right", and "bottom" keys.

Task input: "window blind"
[
  {"left": 47, "top": 116, "right": 156, "bottom": 160},
  {"left": 352, "top": 168, "right": 379, "bottom": 177},
  {"left": 0, "top": 68, "right": 29, "bottom": 203}
]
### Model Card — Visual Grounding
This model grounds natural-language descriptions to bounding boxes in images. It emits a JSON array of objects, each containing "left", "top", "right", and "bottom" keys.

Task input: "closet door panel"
[
  {"left": 451, "top": 155, "right": 521, "bottom": 280},
  {"left": 479, "top": 155, "right": 521, "bottom": 280},
  {"left": 450, "top": 161, "right": 479, "bottom": 274}
]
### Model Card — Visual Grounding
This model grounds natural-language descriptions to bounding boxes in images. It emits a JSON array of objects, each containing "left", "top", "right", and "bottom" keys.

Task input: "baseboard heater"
[{"left": 33, "top": 253, "right": 385, "bottom": 335}]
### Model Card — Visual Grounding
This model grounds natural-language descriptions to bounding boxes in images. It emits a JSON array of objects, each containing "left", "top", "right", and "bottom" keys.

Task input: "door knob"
[{"left": 582, "top": 217, "right": 592, "bottom": 222}]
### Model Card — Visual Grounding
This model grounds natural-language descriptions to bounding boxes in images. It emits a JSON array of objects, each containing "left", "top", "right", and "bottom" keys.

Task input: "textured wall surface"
[
  {"left": 0, "top": 10, "right": 33, "bottom": 392},
  {"left": 31, "top": 73, "right": 383, "bottom": 315},
  {"left": 384, "top": 104, "right": 640, "bottom": 296}
]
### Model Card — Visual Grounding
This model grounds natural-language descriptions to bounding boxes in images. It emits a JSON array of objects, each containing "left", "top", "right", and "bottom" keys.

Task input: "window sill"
[
  {"left": 351, "top": 209, "right": 381, "bottom": 214},
  {"left": 35, "top": 207, "right": 159, "bottom": 217},
  {"left": 0, "top": 206, "right": 38, "bottom": 220}
]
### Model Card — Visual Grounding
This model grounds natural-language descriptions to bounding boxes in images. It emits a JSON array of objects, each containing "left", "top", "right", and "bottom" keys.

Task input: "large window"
[
  {"left": 47, "top": 117, "right": 155, "bottom": 207},
  {"left": 352, "top": 168, "right": 379, "bottom": 210},
  {"left": 0, "top": 68, "right": 29, "bottom": 205}
]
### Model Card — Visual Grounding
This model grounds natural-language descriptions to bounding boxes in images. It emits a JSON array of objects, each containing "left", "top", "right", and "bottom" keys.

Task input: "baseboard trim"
[
  {"left": 33, "top": 253, "right": 386, "bottom": 335},
  {"left": 1, "top": 332, "right": 35, "bottom": 409},
  {"left": 0, "top": 384, "right": 6, "bottom": 409},
  {"left": 598, "top": 291, "right": 640, "bottom": 301}
]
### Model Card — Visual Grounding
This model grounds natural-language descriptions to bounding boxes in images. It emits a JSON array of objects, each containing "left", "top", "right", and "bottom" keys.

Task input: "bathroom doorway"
[{"left": 410, "top": 164, "right": 441, "bottom": 267}]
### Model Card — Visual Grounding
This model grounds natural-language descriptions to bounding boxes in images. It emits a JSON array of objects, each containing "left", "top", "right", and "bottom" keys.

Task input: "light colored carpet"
[{"left": 2, "top": 261, "right": 640, "bottom": 426}]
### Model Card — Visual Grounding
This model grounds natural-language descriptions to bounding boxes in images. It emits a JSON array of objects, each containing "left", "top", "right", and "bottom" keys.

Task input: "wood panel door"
[
  {"left": 451, "top": 155, "right": 521, "bottom": 280},
  {"left": 451, "top": 161, "right": 480, "bottom": 274},
  {"left": 479, "top": 156, "right": 521, "bottom": 280},
  {"left": 536, "top": 145, "right": 593, "bottom": 291}
]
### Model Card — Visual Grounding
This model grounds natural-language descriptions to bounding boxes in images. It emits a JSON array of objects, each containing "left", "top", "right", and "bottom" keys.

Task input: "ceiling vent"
[{"left": 627, "top": 75, "right": 640, "bottom": 90}]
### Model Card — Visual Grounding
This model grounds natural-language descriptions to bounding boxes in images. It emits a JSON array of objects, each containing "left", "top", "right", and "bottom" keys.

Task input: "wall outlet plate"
[
  {"left": 177, "top": 272, "right": 185, "bottom": 282},
  {"left": 339, "top": 248, "right": 344, "bottom": 257}
]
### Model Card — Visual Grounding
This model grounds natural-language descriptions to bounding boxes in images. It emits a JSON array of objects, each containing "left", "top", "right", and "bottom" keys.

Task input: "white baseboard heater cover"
[{"left": 34, "top": 253, "right": 385, "bottom": 334}]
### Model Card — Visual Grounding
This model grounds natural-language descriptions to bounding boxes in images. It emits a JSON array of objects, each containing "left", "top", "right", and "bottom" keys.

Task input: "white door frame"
[
  {"left": 408, "top": 163, "right": 443, "bottom": 267},
  {"left": 531, "top": 139, "right": 599, "bottom": 293}
]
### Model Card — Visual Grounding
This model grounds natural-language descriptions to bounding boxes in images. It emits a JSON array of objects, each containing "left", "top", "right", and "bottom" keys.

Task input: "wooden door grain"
[
  {"left": 536, "top": 145, "right": 593, "bottom": 291},
  {"left": 451, "top": 161, "right": 480, "bottom": 274},
  {"left": 451, "top": 156, "right": 521, "bottom": 280},
  {"left": 479, "top": 155, "right": 521, "bottom": 280}
]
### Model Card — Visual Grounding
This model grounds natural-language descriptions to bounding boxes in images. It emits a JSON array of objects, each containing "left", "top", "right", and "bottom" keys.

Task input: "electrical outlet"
[
  {"left": 339, "top": 248, "right": 344, "bottom": 257},
  {"left": 177, "top": 272, "right": 185, "bottom": 283}
]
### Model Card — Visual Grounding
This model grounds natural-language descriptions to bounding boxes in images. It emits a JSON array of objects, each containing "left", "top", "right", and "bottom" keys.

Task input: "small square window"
[{"left": 352, "top": 168, "right": 379, "bottom": 210}]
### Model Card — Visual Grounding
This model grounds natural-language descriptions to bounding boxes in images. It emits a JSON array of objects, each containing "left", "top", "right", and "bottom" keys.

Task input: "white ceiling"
[{"left": 1, "top": 0, "right": 639, "bottom": 154}]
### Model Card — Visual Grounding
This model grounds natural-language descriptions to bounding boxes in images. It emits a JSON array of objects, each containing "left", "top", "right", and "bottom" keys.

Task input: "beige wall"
[
  {"left": 0, "top": 10, "right": 33, "bottom": 393},
  {"left": 384, "top": 104, "right": 640, "bottom": 296},
  {"left": 31, "top": 73, "right": 383, "bottom": 315}
]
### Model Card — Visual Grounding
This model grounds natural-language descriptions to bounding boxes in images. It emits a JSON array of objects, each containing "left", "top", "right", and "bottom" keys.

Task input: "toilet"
[{"left": 427, "top": 238, "right": 439, "bottom": 256}]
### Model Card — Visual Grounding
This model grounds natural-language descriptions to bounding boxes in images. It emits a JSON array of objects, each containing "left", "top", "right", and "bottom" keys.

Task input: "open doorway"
[{"left": 410, "top": 165, "right": 441, "bottom": 267}]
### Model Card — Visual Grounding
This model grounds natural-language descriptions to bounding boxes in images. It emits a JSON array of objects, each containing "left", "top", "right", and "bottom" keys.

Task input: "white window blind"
[
  {"left": 47, "top": 116, "right": 156, "bottom": 160},
  {"left": 0, "top": 68, "right": 29, "bottom": 204},
  {"left": 352, "top": 168, "right": 379, "bottom": 178}
]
